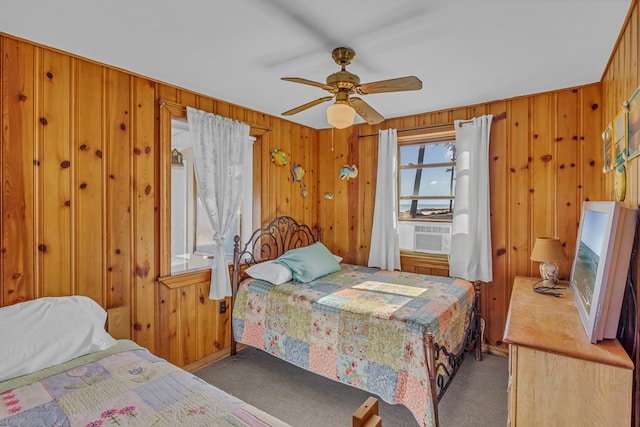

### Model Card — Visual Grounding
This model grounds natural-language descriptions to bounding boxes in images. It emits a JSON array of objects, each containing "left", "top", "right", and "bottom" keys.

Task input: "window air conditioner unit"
[{"left": 413, "top": 223, "right": 452, "bottom": 255}]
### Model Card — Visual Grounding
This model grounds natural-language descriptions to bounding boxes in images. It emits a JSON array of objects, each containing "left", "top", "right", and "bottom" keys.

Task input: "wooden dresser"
[{"left": 503, "top": 276, "right": 633, "bottom": 427}]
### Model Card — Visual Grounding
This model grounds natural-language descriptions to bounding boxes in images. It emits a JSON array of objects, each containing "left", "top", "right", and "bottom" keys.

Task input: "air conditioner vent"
[
  {"left": 399, "top": 221, "right": 453, "bottom": 255},
  {"left": 415, "top": 225, "right": 452, "bottom": 234}
]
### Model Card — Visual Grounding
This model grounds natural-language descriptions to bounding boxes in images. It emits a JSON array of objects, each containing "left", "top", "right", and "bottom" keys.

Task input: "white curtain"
[
  {"left": 368, "top": 129, "right": 401, "bottom": 270},
  {"left": 187, "top": 107, "right": 250, "bottom": 299},
  {"left": 449, "top": 115, "right": 493, "bottom": 282}
]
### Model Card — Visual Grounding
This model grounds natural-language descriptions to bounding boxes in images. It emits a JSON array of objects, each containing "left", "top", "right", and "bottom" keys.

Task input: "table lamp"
[{"left": 530, "top": 237, "right": 568, "bottom": 284}]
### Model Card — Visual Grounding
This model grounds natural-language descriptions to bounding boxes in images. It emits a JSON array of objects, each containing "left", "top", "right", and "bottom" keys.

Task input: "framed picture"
[
  {"left": 627, "top": 87, "right": 640, "bottom": 160},
  {"left": 570, "top": 201, "right": 636, "bottom": 343},
  {"left": 613, "top": 109, "right": 628, "bottom": 163},
  {"left": 602, "top": 123, "right": 614, "bottom": 173}
]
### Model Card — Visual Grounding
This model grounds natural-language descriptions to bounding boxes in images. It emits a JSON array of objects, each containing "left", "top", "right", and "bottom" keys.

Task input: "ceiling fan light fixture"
[{"left": 326, "top": 103, "right": 356, "bottom": 129}]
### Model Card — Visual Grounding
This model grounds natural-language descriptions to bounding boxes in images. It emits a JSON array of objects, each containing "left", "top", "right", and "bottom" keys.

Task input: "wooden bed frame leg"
[
  {"left": 425, "top": 333, "right": 440, "bottom": 427},
  {"left": 474, "top": 282, "right": 483, "bottom": 361},
  {"left": 230, "top": 235, "right": 240, "bottom": 357},
  {"left": 230, "top": 311, "right": 237, "bottom": 356}
]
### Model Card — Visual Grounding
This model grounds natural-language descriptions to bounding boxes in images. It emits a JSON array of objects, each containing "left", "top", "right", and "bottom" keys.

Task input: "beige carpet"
[{"left": 194, "top": 347, "right": 508, "bottom": 427}]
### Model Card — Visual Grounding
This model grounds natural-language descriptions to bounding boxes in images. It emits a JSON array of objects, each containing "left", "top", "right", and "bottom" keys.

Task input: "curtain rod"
[
  {"left": 358, "top": 122, "right": 458, "bottom": 139},
  {"left": 158, "top": 100, "right": 272, "bottom": 133},
  {"left": 357, "top": 113, "right": 505, "bottom": 139}
]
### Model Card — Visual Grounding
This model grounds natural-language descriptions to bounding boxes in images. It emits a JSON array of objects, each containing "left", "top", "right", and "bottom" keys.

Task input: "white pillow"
[
  {"left": 245, "top": 260, "right": 293, "bottom": 285},
  {"left": 334, "top": 254, "right": 343, "bottom": 263},
  {"left": 0, "top": 296, "right": 116, "bottom": 382}
]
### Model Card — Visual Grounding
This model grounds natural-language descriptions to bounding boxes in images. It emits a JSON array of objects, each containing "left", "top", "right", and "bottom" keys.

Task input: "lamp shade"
[
  {"left": 530, "top": 237, "right": 568, "bottom": 262},
  {"left": 327, "top": 103, "right": 356, "bottom": 129}
]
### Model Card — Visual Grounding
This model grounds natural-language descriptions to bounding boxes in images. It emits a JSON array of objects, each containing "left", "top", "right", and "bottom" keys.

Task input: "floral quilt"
[
  {"left": 233, "top": 264, "right": 475, "bottom": 427},
  {"left": 0, "top": 340, "right": 290, "bottom": 427}
]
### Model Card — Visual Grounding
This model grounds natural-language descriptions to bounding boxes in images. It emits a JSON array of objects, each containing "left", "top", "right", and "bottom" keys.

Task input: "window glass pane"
[
  {"left": 399, "top": 167, "right": 456, "bottom": 197},
  {"left": 194, "top": 196, "right": 215, "bottom": 256},
  {"left": 194, "top": 195, "right": 239, "bottom": 262},
  {"left": 170, "top": 118, "right": 252, "bottom": 274},
  {"left": 171, "top": 121, "right": 215, "bottom": 274},
  {"left": 399, "top": 141, "right": 455, "bottom": 166},
  {"left": 399, "top": 199, "right": 454, "bottom": 221},
  {"left": 171, "top": 160, "right": 189, "bottom": 259},
  {"left": 397, "top": 135, "right": 455, "bottom": 254}
]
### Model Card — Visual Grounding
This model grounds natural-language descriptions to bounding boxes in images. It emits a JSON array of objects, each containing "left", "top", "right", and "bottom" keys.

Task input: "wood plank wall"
[
  {"left": 600, "top": 0, "right": 640, "bottom": 423},
  {"left": 317, "top": 84, "right": 605, "bottom": 347},
  {"left": 0, "top": 33, "right": 318, "bottom": 361}
]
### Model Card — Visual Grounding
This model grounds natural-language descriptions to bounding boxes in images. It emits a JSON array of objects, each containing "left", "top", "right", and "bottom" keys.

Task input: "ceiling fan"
[{"left": 281, "top": 47, "right": 423, "bottom": 128}]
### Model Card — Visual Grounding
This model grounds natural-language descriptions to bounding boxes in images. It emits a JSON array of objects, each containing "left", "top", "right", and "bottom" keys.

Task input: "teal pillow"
[{"left": 274, "top": 242, "right": 341, "bottom": 283}]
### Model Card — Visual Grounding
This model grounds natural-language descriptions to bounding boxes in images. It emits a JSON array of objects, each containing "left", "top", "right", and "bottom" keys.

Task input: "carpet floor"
[{"left": 194, "top": 347, "right": 508, "bottom": 427}]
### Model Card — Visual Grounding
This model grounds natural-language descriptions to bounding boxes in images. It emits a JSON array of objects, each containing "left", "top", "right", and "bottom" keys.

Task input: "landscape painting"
[{"left": 571, "top": 210, "right": 607, "bottom": 314}]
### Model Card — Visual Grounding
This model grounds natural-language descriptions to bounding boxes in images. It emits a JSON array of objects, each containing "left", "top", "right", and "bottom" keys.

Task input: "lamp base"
[{"left": 539, "top": 262, "right": 559, "bottom": 284}]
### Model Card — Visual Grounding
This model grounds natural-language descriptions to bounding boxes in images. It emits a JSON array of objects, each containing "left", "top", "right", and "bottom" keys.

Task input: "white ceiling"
[{"left": 0, "top": 0, "right": 632, "bottom": 130}]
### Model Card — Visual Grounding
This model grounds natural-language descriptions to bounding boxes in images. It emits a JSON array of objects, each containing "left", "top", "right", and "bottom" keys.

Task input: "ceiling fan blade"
[
  {"left": 356, "top": 76, "right": 422, "bottom": 94},
  {"left": 350, "top": 97, "right": 385, "bottom": 125},
  {"left": 281, "top": 77, "right": 334, "bottom": 92},
  {"left": 282, "top": 96, "right": 334, "bottom": 116}
]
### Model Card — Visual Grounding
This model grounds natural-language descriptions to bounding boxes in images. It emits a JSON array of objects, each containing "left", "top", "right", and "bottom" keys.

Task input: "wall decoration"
[
  {"left": 614, "top": 163, "right": 626, "bottom": 201},
  {"left": 627, "top": 87, "right": 640, "bottom": 160},
  {"left": 324, "top": 192, "right": 334, "bottom": 199},
  {"left": 602, "top": 123, "right": 613, "bottom": 173},
  {"left": 612, "top": 108, "right": 628, "bottom": 201},
  {"left": 301, "top": 186, "right": 308, "bottom": 198},
  {"left": 613, "top": 108, "right": 628, "bottom": 164},
  {"left": 270, "top": 148, "right": 288, "bottom": 166},
  {"left": 290, "top": 163, "right": 305, "bottom": 182},
  {"left": 339, "top": 164, "right": 358, "bottom": 180}
]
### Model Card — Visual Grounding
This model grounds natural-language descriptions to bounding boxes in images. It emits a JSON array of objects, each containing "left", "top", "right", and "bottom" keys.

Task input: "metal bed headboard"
[{"left": 232, "top": 216, "right": 319, "bottom": 270}]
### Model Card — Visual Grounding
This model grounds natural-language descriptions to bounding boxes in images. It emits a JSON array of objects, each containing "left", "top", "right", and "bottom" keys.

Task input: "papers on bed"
[{"left": 352, "top": 281, "right": 428, "bottom": 297}]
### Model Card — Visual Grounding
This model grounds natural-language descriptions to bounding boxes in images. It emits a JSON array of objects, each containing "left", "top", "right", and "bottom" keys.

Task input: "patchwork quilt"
[
  {"left": 0, "top": 340, "right": 290, "bottom": 427},
  {"left": 233, "top": 264, "right": 475, "bottom": 427}
]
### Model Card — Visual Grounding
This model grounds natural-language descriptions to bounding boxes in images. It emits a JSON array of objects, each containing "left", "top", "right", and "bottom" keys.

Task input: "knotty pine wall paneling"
[
  {"left": 1, "top": 33, "right": 318, "bottom": 367},
  {"left": 105, "top": 68, "right": 133, "bottom": 314},
  {"left": 488, "top": 101, "right": 509, "bottom": 347},
  {"left": 40, "top": 48, "right": 73, "bottom": 298},
  {"left": 1, "top": 37, "right": 36, "bottom": 305},
  {"left": 75, "top": 60, "right": 104, "bottom": 306},
  {"left": 131, "top": 77, "right": 157, "bottom": 352},
  {"left": 317, "top": 84, "right": 605, "bottom": 346}
]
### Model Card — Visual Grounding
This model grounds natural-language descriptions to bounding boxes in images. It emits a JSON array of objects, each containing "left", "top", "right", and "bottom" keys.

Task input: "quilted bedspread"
[
  {"left": 0, "top": 340, "right": 290, "bottom": 427},
  {"left": 233, "top": 263, "right": 475, "bottom": 427}
]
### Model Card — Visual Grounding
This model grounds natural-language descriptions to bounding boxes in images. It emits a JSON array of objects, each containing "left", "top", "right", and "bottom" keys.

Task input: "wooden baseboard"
[{"left": 182, "top": 344, "right": 246, "bottom": 372}]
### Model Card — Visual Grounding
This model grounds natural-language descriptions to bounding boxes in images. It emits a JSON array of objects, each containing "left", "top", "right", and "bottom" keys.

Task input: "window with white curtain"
[
  {"left": 170, "top": 118, "right": 254, "bottom": 273},
  {"left": 397, "top": 129, "right": 456, "bottom": 255}
]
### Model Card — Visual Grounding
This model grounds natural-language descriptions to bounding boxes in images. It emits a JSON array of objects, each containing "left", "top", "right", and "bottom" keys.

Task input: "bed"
[
  {"left": 230, "top": 216, "right": 482, "bottom": 427},
  {"left": 0, "top": 296, "right": 292, "bottom": 427}
]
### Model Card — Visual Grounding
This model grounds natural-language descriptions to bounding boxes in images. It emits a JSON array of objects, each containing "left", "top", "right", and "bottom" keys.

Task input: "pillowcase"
[
  {"left": 274, "top": 242, "right": 341, "bottom": 283},
  {"left": 245, "top": 260, "right": 293, "bottom": 285},
  {"left": 334, "top": 254, "right": 343, "bottom": 263},
  {"left": 0, "top": 296, "right": 117, "bottom": 382}
]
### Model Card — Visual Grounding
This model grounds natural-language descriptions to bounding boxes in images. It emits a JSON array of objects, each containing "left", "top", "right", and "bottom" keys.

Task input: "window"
[
  {"left": 170, "top": 117, "right": 254, "bottom": 274},
  {"left": 397, "top": 129, "right": 456, "bottom": 254}
]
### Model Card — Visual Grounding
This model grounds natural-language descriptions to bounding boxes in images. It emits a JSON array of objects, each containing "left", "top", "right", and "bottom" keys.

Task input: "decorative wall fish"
[
  {"left": 291, "top": 163, "right": 305, "bottom": 182},
  {"left": 270, "top": 148, "right": 288, "bottom": 166},
  {"left": 339, "top": 164, "right": 358, "bottom": 180}
]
